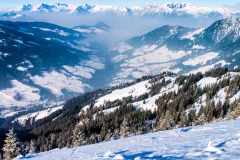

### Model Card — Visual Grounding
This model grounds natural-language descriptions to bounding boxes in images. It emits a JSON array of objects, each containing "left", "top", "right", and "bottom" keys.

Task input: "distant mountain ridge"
[
  {"left": 73, "top": 21, "right": 110, "bottom": 35},
  {"left": 1, "top": 3, "right": 239, "bottom": 21},
  {"left": 109, "top": 17, "right": 240, "bottom": 85}
]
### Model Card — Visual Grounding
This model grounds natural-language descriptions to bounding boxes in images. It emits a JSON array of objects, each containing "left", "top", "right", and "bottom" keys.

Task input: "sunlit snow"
[{"left": 17, "top": 118, "right": 240, "bottom": 160}]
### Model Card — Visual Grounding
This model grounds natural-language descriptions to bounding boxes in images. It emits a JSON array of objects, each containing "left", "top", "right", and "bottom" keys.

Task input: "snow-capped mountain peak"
[
  {"left": 207, "top": 17, "right": 240, "bottom": 43},
  {"left": 73, "top": 4, "right": 92, "bottom": 14},
  {"left": 17, "top": 4, "right": 33, "bottom": 11},
  {"left": 29, "top": 3, "right": 71, "bottom": 12},
  {"left": 166, "top": 2, "right": 192, "bottom": 9},
  {"left": 32, "top": 3, "right": 55, "bottom": 12},
  {"left": 3, "top": 2, "right": 238, "bottom": 18}
]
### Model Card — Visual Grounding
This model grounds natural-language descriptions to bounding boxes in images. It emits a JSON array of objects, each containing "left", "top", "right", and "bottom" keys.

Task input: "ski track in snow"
[{"left": 17, "top": 118, "right": 240, "bottom": 160}]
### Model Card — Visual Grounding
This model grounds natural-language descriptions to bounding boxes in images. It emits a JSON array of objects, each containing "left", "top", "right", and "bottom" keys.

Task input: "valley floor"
[{"left": 17, "top": 118, "right": 240, "bottom": 160}]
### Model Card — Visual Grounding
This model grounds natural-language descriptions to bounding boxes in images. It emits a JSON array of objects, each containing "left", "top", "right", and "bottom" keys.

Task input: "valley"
[
  {"left": 0, "top": 2, "right": 240, "bottom": 160},
  {"left": 0, "top": 17, "right": 239, "bottom": 120}
]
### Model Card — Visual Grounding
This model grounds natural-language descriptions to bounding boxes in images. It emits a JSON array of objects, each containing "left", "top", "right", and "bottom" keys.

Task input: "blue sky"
[{"left": 0, "top": 0, "right": 239, "bottom": 9}]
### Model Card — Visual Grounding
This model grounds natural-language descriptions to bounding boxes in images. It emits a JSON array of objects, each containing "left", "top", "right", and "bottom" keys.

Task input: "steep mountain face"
[
  {"left": 0, "top": 21, "right": 106, "bottom": 114},
  {"left": 109, "top": 17, "right": 240, "bottom": 85}
]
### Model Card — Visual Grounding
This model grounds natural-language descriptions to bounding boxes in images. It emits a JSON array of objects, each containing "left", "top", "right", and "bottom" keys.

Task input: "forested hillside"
[{"left": 1, "top": 67, "right": 240, "bottom": 157}]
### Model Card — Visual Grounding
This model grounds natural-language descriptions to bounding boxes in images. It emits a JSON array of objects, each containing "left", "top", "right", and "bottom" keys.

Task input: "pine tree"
[
  {"left": 112, "top": 129, "right": 119, "bottom": 140},
  {"left": 179, "top": 112, "right": 188, "bottom": 128},
  {"left": 97, "top": 134, "right": 103, "bottom": 142},
  {"left": 105, "top": 129, "right": 112, "bottom": 141},
  {"left": 196, "top": 114, "right": 207, "bottom": 125},
  {"left": 214, "top": 100, "right": 223, "bottom": 119},
  {"left": 188, "top": 109, "right": 196, "bottom": 125},
  {"left": 19, "top": 141, "right": 26, "bottom": 158},
  {"left": 29, "top": 140, "right": 36, "bottom": 154},
  {"left": 100, "top": 122, "right": 109, "bottom": 140},
  {"left": 57, "top": 135, "right": 65, "bottom": 149},
  {"left": 72, "top": 125, "right": 85, "bottom": 147},
  {"left": 158, "top": 110, "right": 174, "bottom": 130},
  {"left": 228, "top": 103, "right": 240, "bottom": 119},
  {"left": 143, "top": 99, "right": 146, "bottom": 104},
  {"left": 89, "top": 133, "right": 98, "bottom": 144},
  {"left": 3, "top": 129, "right": 20, "bottom": 160},
  {"left": 66, "top": 140, "right": 71, "bottom": 148},
  {"left": 119, "top": 117, "right": 130, "bottom": 138},
  {"left": 198, "top": 105, "right": 204, "bottom": 117}
]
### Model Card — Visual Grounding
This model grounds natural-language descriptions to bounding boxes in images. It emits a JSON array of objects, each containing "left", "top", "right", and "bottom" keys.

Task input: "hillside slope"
[
  {"left": 3, "top": 67, "right": 240, "bottom": 155},
  {"left": 16, "top": 118, "right": 240, "bottom": 160},
  {"left": 110, "top": 17, "right": 240, "bottom": 85},
  {"left": 0, "top": 20, "right": 108, "bottom": 116}
]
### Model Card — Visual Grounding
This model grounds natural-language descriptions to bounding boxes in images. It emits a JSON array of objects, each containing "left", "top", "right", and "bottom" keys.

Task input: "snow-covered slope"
[
  {"left": 16, "top": 118, "right": 240, "bottom": 159},
  {"left": 0, "top": 20, "right": 105, "bottom": 114},
  {"left": 13, "top": 106, "right": 63, "bottom": 125},
  {"left": 92, "top": 72, "right": 240, "bottom": 114},
  {"left": 109, "top": 17, "right": 240, "bottom": 85},
  {"left": 12, "top": 69, "right": 240, "bottom": 126},
  {"left": 91, "top": 75, "right": 177, "bottom": 112}
]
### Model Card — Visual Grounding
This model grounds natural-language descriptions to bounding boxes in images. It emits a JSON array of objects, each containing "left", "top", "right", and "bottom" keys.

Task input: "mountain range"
[
  {"left": 1, "top": 3, "right": 239, "bottom": 23},
  {"left": 109, "top": 17, "right": 240, "bottom": 85},
  {"left": 0, "top": 17, "right": 239, "bottom": 121},
  {"left": 0, "top": 4, "right": 240, "bottom": 158}
]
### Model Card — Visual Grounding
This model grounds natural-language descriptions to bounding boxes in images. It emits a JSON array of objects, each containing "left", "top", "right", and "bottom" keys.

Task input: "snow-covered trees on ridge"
[
  {"left": 3, "top": 129, "right": 20, "bottom": 160},
  {"left": 2, "top": 67, "right": 240, "bottom": 156}
]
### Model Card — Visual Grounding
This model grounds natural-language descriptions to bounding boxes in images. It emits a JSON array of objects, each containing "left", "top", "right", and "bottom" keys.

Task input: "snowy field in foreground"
[{"left": 17, "top": 118, "right": 240, "bottom": 160}]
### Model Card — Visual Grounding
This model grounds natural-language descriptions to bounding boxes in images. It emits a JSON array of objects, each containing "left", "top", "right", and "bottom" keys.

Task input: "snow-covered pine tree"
[
  {"left": 29, "top": 140, "right": 36, "bottom": 154},
  {"left": 66, "top": 140, "right": 71, "bottom": 148},
  {"left": 3, "top": 129, "right": 20, "bottom": 160},
  {"left": 228, "top": 102, "right": 240, "bottom": 119},
  {"left": 196, "top": 113, "right": 207, "bottom": 125},
  {"left": 105, "top": 129, "right": 112, "bottom": 141},
  {"left": 97, "top": 134, "right": 103, "bottom": 142},
  {"left": 112, "top": 129, "right": 119, "bottom": 140},
  {"left": 179, "top": 112, "right": 188, "bottom": 128},
  {"left": 119, "top": 117, "right": 130, "bottom": 138},
  {"left": 158, "top": 110, "right": 174, "bottom": 130},
  {"left": 89, "top": 133, "right": 98, "bottom": 144},
  {"left": 73, "top": 125, "right": 85, "bottom": 147},
  {"left": 19, "top": 141, "right": 27, "bottom": 158}
]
